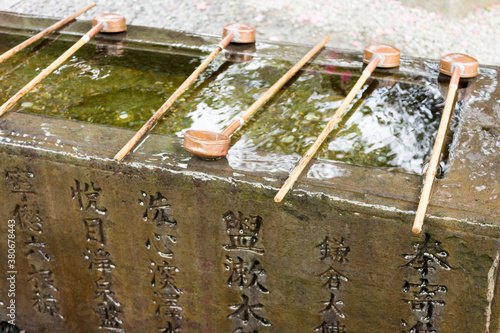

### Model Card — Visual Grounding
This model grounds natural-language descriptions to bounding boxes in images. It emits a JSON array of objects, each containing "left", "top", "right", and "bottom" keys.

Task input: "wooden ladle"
[
  {"left": 412, "top": 53, "right": 478, "bottom": 234},
  {"left": 0, "top": 3, "right": 96, "bottom": 64},
  {"left": 183, "top": 36, "right": 330, "bottom": 159},
  {"left": 113, "top": 23, "right": 256, "bottom": 162},
  {"left": 274, "top": 44, "right": 400, "bottom": 203},
  {"left": 0, "top": 13, "right": 127, "bottom": 118}
]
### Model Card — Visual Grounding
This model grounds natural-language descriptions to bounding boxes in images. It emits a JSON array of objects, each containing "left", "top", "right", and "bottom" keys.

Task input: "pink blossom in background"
[
  {"left": 405, "top": 15, "right": 416, "bottom": 24},
  {"left": 436, "top": 13, "right": 443, "bottom": 19},
  {"left": 298, "top": 16, "right": 309, "bottom": 23},
  {"left": 325, "top": 65, "right": 336, "bottom": 74},
  {"left": 460, "top": 40, "right": 469, "bottom": 47},
  {"left": 473, "top": 29, "right": 480, "bottom": 35},
  {"left": 384, "top": 28, "right": 395, "bottom": 35},
  {"left": 196, "top": 3, "right": 207, "bottom": 11},
  {"left": 254, "top": 14, "right": 264, "bottom": 22},
  {"left": 327, "top": 51, "right": 339, "bottom": 59},
  {"left": 297, "top": 14, "right": 325, "bottom": 24},
  {"left": 309, "top": 15, "right": 325, "bottom": 23},
  {"left": 325, "top": 65, "right": 335, "bottom": 74},
  {"left": 340, "top": 71, "right": 352, "bottom": 83}
]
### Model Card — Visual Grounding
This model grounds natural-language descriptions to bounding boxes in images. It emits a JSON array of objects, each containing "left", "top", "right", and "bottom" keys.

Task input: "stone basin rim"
[{"left": 0, "top": 11, "right": 497, "bottom": 235}]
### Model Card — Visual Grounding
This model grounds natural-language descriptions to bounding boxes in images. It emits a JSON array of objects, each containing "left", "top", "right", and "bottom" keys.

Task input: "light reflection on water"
[{"left": 0, "top": 32, "right": 468, "bottom": 175}]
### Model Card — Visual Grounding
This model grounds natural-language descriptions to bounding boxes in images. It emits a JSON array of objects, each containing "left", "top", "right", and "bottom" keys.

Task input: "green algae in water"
[
  {"left": 0, "top": 33, "right": 194, "bottom": 129},
  {"left": 0, "top": 32, "right": 458, "bottom": 174}
]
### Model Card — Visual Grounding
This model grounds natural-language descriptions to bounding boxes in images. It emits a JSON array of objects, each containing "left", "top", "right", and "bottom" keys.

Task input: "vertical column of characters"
[
  {"left": 70, "top": 180, "right": 124, "bottom": 332},
  {"left": 139, "top": 191, "right": 182, "bottom": 332},
  {"left": 314, "top": 237, "right": 350, "bottom": 333},
  {"left": 5, "top": 169, "right": 62, "bottom": 325},
  {"left": 222, "top": 211, "right": 271, "bottom": 333},
  {"left": 400, "top": 233, "right": 451, "bottom": 332}
]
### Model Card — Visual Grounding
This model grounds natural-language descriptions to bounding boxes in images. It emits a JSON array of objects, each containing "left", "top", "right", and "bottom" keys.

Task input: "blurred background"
[{"left": 0, "top": 0, "right": 500, "bottom": 65}]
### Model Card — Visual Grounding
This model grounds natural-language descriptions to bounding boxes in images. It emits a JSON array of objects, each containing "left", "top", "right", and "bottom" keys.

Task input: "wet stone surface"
[{"left": 0, "top": 12, "right": 498, "bottom": 333}]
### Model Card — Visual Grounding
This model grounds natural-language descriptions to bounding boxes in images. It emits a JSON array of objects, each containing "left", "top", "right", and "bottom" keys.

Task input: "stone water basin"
[{"left": 0, "top": 11, "right": 499, "bottom": 333}]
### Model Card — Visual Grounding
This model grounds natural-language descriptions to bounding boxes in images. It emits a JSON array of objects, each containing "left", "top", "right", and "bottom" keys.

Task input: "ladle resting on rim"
[
  {"left": 412, "top": 53, "right": 478, "bottom": 234},
  {"left": 274, "top": 44, "right": 401, "bottom": 203},
  {"left": 113, "top": 23, "right": 256, "bottom": 162},
  {"left": 0, "top": 13, "right": 127, "bottom": 118},
  {"left": 0, "top": 3, "right": 96, "bottom": 64},
  {"left": 183, "top": 36, "right": 331, "bottom": 159}
]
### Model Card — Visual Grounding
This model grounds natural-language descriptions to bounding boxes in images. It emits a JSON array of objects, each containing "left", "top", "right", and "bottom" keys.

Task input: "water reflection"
[
  {"left": 318, "top": 81, "right": 450, "bottom": 174},
  {"left": 0, "top": 32, "right": 472, "bottom": 175}
]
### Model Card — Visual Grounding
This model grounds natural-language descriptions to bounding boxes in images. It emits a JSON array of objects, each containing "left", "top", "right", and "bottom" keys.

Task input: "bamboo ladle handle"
[
  {"left": 0, "top": 23, "right": 104, "bottom": 117},
  {"left": 113, "top": 33, "right": 235, "bottom": 162},
  {"left": 274, "top": 56, "right": 381, "bottom": 203},
  {"left": 412, "top": 66, "right": 460, "bottom": 234},
  {"left": 0, "top": 3, "right": 96, "bottom": 64},
  {"left": 221, "top": 36, "right": 330, "bottom": 137}
]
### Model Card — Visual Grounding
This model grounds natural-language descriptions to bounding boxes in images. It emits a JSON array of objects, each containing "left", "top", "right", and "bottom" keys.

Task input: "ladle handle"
[
  {"left": 0, "top": 23, "right": 103, "bottom": 117},
  {"left": 221, "top": 36, "right": 330, "bottom": 137},
  {"left": 412, "top": 66, "right": 461, "bottom": 234},
  {"left": 0, "top": 3, "right": 96, "bottom": 64},
  {"left": 274, "top": 56, "right": 381, "bottom": 203},
  {"left": 114, "top": 33, "right": 235, "bottom": 162}
]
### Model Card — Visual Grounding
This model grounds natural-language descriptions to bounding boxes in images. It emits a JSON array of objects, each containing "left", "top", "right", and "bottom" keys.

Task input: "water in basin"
[{"left": 0, "top": 32, "right": 458, "bottom": 175}]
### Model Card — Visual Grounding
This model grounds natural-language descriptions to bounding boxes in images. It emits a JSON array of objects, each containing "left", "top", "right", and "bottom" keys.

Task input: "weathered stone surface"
[{"left": 0, "top": 12, "right": 498, "bottom": 333}]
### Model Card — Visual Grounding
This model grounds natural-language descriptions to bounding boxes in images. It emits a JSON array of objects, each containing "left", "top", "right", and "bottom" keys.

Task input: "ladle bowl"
[
  {"left": 183, "top": 130, "right": 231, "bottom": 159},
  {"left": 92, "top": 13, "right": 127, "bottom": 33},
  {"left": 181, "top": 22, "right": 255, "bottom": 158},
  {"left": 113, "top": 22, "right": 256, "bottom": 162},
  {"left": 182, "top": 36, "right": 330, "bottom": 160},
  {"left": 439, "top": 53, "right": 478, "bottom": 78},
  {"left": 222, "top": 23, "right": 256, "bottom": 43},
  {"left": 362, "top": 44, "right": 401, "bottom": 68}
]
